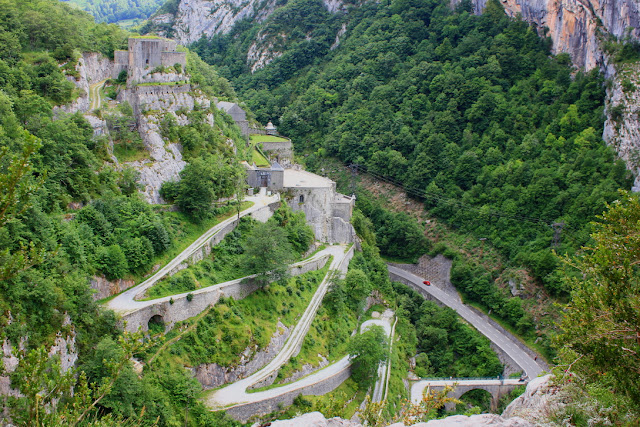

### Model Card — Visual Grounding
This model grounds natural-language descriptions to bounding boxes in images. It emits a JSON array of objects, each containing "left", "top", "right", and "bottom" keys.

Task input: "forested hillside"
[
  {"left": 193, "top": 0, "right": 632, "bottom": 295},
  {"left": 0, "top": 1, "right": 245, "bottom": 424},
  {"left": 59, "top": 0, "right": 164, "bottom": 24}
]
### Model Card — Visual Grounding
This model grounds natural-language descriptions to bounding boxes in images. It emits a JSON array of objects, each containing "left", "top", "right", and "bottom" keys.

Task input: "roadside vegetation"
[{"left": 145, "top": 204, "right": 314, "bottom": 299}]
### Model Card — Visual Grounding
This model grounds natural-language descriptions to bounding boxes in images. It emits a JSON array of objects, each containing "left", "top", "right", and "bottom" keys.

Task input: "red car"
[{"left": 423, "top": 280, "right": 431, "bottom": 286}]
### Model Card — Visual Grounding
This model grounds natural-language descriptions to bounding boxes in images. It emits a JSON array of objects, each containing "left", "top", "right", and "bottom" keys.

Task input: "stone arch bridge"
[{"left": 411, "top": 378, "right": 526, "bottom": 411}]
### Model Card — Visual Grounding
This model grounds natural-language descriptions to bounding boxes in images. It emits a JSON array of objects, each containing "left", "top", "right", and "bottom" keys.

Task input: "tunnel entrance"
[{"left": 148, "top": 314, "right": 165, "bottom": 334}]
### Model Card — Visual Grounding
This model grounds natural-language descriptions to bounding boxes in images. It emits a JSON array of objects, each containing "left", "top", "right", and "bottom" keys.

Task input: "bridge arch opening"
[
  {"left": 457, "top": 389, "right": 492, "bottom": 413},
  {"left": 148, "top": 314, "right": 165, "bottom": 334}
]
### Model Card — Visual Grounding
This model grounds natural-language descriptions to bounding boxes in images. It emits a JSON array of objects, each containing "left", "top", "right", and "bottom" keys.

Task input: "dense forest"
[
  {"left": 59, "top": 0, "right": 164, "bottom": 23},
  {"left": 0, "top": 0, "right": 247, "bottom": 424},
  {"left": 193, "top": 0, "right": 632, "bottom": 296}
]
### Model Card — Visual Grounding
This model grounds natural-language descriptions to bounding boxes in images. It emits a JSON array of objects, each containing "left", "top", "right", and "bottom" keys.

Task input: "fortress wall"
[
  {"left": 161, "top": 52, "right": 187, "bottom": 68},
  {"left": 113, "top": 50, "right": 129, "bottom": 78},
  {"left": 331, "top": 199, "right": 353, "bottom": 221},
  {"left": 287, "top": 187, "right": 333, "bottom": 243},
  {"left": 134, "top": 84, "right": 191, "bottom": 96},
  {"left": 122, "top": 254, "right": 330, "bottom": 333}
]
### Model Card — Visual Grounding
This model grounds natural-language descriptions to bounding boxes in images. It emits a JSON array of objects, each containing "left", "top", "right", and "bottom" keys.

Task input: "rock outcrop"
[
  {"left": 54, "top": 52, "right": 114, "bottom": 117},
  {"left": 268, "top": 412, "right": 533, "bottom": 427},
  {"left": 151, "top": 0, "right": 280, "bottom": 46},
  {"left": 603, "top": 63, "right": 640, "bottom": 190},
  {"left": 194, "top": 322, "right": 292, "bottom": 389},
  {"left": 450, "top": 0, "right": 640, "bottom": 189},
  {"left": 502, "top": 374, "right": 558, "bottom": 424},
  {"left": 452, "top": 0, "right": 640, "bottom": 72}
]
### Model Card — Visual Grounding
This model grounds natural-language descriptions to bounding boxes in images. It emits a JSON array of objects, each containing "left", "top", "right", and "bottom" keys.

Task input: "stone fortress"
[
  {"left": 244, "top": 161, "right": 356, "bottom": 244},
  {"left": 114, "top": 37, "right": 187, "bottom": 83}
]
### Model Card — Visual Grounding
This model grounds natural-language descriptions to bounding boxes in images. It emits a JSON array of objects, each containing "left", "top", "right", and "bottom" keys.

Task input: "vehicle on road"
[{"left": 423, "top": 280, "right": 431, "bottom": 286}]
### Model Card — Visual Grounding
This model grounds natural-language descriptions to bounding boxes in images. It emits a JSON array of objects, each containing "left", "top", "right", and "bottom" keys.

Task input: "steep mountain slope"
[
  {"left": 60, "top": 0, "right": 165, "bottom": 23},
  {"left": 147, "top": 0, "right": 280, "bottom": 45},
  {"left": 452, "top": 0, "right": 640, "bottom": 72}
]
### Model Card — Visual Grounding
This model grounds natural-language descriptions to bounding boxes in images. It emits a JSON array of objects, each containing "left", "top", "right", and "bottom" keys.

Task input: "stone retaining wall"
[
  {"left": 225, "top": 364, "right": 352, "bottom": 423},
  {"left": 122, "top": 253, "right": 330, "bottom": 332}
]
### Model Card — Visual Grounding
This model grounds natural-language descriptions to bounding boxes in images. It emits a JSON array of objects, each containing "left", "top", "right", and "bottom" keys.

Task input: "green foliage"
[
  {"left": 348, "top": 325, "right": 389, "bottom": 388},
  {"left": 394, "top": 284, "right": 503, "bottom": 378},
  {"left": 166, "top": 267, "right": 328, "bottom": 367},
  {"left": 270, "top": 203, "right": 315, "bottom": 254},
  {"left": 555, "top": 191, "right": 640, "bottom": 407},
  {"left": 173, "top": 153, "right": 245, "bottom": 221},
  {"left": 199, "top": 0, "right": 631, "bottom": 294},
  {"left": 356, "top": 195, "right": 429, "bottom": 261},
  {"left": 0, "top": 0, "right": 128, "bottom": 58},
  {"left": 61, "top": 0, "right": 165, "bottom": 24},
  {"left": 241, "top": 220, "right": 295, "bottom": 286}
]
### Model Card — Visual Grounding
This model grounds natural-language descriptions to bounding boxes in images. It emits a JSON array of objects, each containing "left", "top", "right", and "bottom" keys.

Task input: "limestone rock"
[
  {"left": 267, "top": 411, "right": 361, "bottom": 427},
  {"left": 603, "top": 63, "right": 640, "bottom": 191},
  {"left": 53, "top": 52, "right": 114, "bottom": 117},
  {"left": 502, "top": 374, "right": 557, "bottom": 423},
  {"left": 195, "top": 322, "right": 292, "bottom": 389},
  {"left": 90, "top": 275, "right": 136, "bottom": 301},
  {"left": 150, "top": 0, "right": 280, "bottom": 46},
  {"left": 401, "top": 414, "right": 533, "bottom": 426},
  {"left": 451, "top": 0, "right": 640, "bottom": 72}
]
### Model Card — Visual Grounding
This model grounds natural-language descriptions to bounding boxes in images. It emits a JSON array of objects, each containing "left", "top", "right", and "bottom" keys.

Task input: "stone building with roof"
[
  {"left": 217, "top": 101, "right": 249, "bottom": 136},
  {"left": 243, "top": 162, "right": 355, "bottom": 243}
]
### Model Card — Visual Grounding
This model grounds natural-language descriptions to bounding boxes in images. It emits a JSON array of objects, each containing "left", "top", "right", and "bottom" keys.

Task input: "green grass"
[
  {"left": 129, "top": 35, "right": 164, "bottom": 39},
  {"left": 252, "top": 148, "right": 270, "bottom": 167},
  {"left": 172, "top": 263, "right": 331, "bottom": 369},
  {"left": 249, "top": 134, "right": 289, "bottom": 143},
  {"left": 113, "top": 141, "right": 148, "bottom": 162},
  {"left": 264, "top": 280, "right": 359, "bottom": 388}
]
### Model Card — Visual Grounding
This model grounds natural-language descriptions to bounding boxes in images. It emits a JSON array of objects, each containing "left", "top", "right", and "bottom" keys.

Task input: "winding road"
[
  {"left": 362, "top": 310, "right": 395, "bottom": 403},
  {"left": 106, "top": 191, "right": 279, "bottom": 315},
  {"left": 388, "top": 265, "right": 546, "bottom": 401},
  {"left": 89, "top": 79, "right": 106, "bottom": 110},
  {"left": 206, "top": 244, "right": 354, "bottom": 409}
]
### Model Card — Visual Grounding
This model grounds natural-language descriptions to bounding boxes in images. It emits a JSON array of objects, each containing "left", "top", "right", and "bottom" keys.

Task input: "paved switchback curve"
[
  {"left": 388, "top": 265, "right": 545, "bottom": 381},
  {"left": 106, "top": 192, "right": 280, "bottom": 330},
  {"left": 206, "top": 244, "right": 354, "bottom": 411},
  {"left": 212, "top": 301, "right": 395, "bottom": 423}
]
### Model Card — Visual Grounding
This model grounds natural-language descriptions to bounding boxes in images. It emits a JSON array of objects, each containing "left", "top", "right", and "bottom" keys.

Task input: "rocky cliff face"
[
  {"left": 453, "top": 0, "right": 640, "bottom": 72},
  {"left": 150, "top": 0, "right": 347, "bottom": 70},
  {"left": 602, "top": 63, "right": 640, "bottom": 190},
  {"left": 451, "top": 0, "right": 640, "bottom": 189},
  {"left": 151, "top": 0, "right": 280, "bottom": 46},
  {"left": 121, "top": 83, "right": 214, "bottom": 204},
  {"left": 194, "top": 321, "right": 292, "bottom": 389}
]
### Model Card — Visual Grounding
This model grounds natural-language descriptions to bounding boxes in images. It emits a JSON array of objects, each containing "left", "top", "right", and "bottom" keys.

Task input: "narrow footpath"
[{"left": 89, "top": 79, "right": 106, "bottom": 110}]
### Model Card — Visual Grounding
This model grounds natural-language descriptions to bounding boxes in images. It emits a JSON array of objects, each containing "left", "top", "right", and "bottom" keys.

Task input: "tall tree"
[{"left": 556, "top": 191, "right": 640, "bottom": 405}]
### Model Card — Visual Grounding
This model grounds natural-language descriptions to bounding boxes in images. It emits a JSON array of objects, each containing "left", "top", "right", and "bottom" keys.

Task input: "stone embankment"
[{"left": 195, "top": 322, "right": 293, "bottom": 389}]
